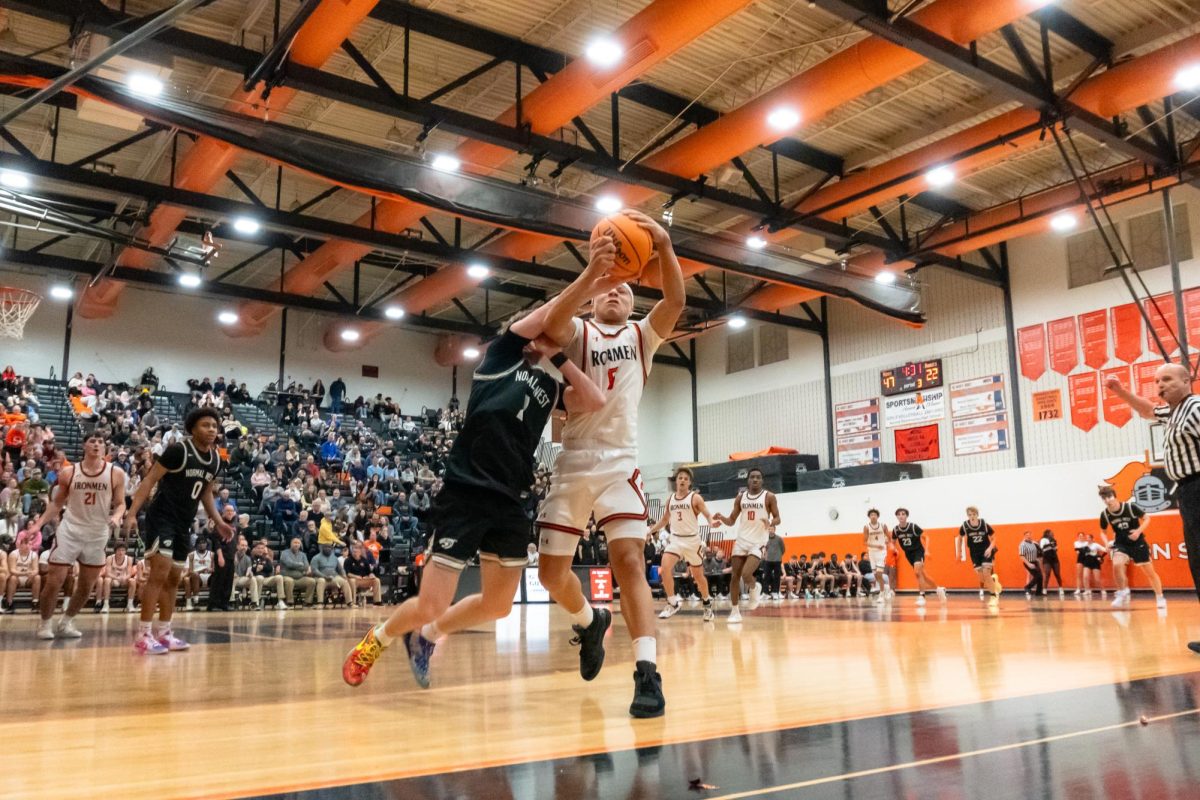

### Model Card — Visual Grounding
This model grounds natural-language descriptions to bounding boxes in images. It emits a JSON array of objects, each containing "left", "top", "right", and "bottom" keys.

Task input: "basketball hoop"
[{"left": 0, "top": 287, "right": 42, "bottom": 340}]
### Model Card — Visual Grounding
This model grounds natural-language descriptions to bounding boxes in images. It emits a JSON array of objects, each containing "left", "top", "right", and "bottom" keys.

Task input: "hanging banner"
[
  {"left": 836, "top": 433, "right": 882, "bottom": 468},
  {"left": 1047, "top": 317, "right": 1079, "bottom": 375},
  {"left": 1100, "top": 366, "right": 1133, "bottom": 428},
  {"left": 883, "top": 387, "right": 946, "bottom": 428},
  {"left": 1134, "top": 360, "right": 1162, "bottom": 402},
  {"left": 1068, "top": 372, "right": 1099, "bottom": 432},
  {"left": 1144, "top": 294, "right": 1180, "bottom": 356},
  {"left": 1031, "top": 389, "right": 1062, "bottom": 422},
  {"left": 952, "top": 413, "right": 1010, "bottom": 455},
  {"left": 834, "top": 399, "right": 880, "bottom": 437},
  {"left": 1017, "top": 324, "right": 1046, "bottom": 381},
  {"left": 1111, "top": 303, "right": 1143, "bottom": 363},
  {"left": 1186, "top": 288, "right": 1200, "bottom": 348},
  {"left": 1078, "top": 309, "right": 1109, "bottom": 370},
  {"left": 894, "top": 424, "right": 940, "bottom": 463},
  {"left": 950, "top": 375, "right": 1006, "bottom": 418}
]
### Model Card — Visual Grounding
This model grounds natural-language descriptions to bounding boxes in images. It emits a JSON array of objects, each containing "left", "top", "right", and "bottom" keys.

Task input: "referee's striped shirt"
[{"left": 1155, "top": 394, "right": 1200, "bottom": 481}]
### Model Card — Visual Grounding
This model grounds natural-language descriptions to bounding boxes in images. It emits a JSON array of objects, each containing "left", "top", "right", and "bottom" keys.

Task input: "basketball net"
[{"left": 0, "top": 287, "right": 41, "bottom": 340}]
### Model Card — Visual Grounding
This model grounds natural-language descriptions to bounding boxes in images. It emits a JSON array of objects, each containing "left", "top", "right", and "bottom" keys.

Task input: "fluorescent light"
[
  {"left": 462, "top": 347, "right": 480, "bottom": 359},
  {"left": 232, "top": 217, "right": 261, "bottom": 235},
  {"left": 728, "top": 315, "right": 747, "bottom": 329},
  {"left": 745, "top": 235, "right": 767, "bottom": 250},
  {"left": 127, "top": 72, "right": 163, "bottom": 98},
  {"left": 217, "top": 311, "right": 239, "bottom": 325},
  {"left": 1050, "top": 212, "right": 1077, "bottom": 232},
  {"left": 384, "top": 305, "right": 405, "bottom": 320},
  {"left": 875, "top": 271, "right": 896, "bottom": 285},
  {"left": 178, "top": 273, "right": 202, "bottom": 288},
  {"left": 49, "top": 285, "right": 73, "bottom": 301},
  {"left": 431, "top": 153, "right": 461, "bottom": 172},
  {"left": 585, "top": 37, "right": 623, "bottom": 68},
  {"left": 924, "top": 165, "right": 955, "bottom": 188},
  {"left": 340, "top": 329, "right": 361, "bottom": 342},
  {"left": 466, "top": 263, "right": 490, "bottom": 280},
  {"left": 1175, "top": 63, "right": 1200, "bottom": 91},
  {"left": 595, "top": 194, "right": 622, "bottom": 214},
  {"left": 766, "top": 106, "right": 801, "bottom": 131},
  {"left": 0, "top": 170, "right": 30, "bottom": 190}
]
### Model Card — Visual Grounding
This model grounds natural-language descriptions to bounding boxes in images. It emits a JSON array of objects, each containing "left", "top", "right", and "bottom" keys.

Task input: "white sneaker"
[
  {"left": 1058, "top": 589, "right": 1065, "bottom": 599},
  {"left": 1101, "top": 590, "right": 1108, "bottom": 598},
  {"left": 979, "top": 589, "right": 986, "bottom": 601},
  {"left": 55, "top": 618, "right": 83, "bottom": 638},
  {"left": 1110, "top": 590, "right": 1129, "bottom": 608},
  {"left": 275, "top": 600, "right": 288, "bottom": 610},
  {"left": 702, "top": 604, "right": 715, "bottom": 622},
  {"left": 1156, "top": 596, "right": 1167, "bottom": 609},
  {"left": 1026, "top": 592, "right": 1032, "bottom": 600},
  {"left": 727, "top": 606, "right": 742, "bottom": 624},
  {"left": 100, "top": 602, "right": 110, "bottom": 614},
  {"left": 936, "top": 587, "right": 946, "bottom": 602},
  {"left": 748, "top": 582, "right": 762, "bottom": 611},
  {"left": 185, "top": 599, "right": 194, "bottom": 611},
  {"left": 658, "top": 601, "right": 682, "bottom": 620},
  {"left": 1073, "top": 589, "right": 1081, "bottom": 597},
  {"left": 36, "top": 620, "right": 55, "bottom": 640},
  {"left": 874, "top": 593, "right": 885, "bottom": 604},
  {"left": 126, "top": 603, "right": 137, "bottom": 613},
  {"left": 916, "top": 595, "right": 926, "bottom": 606}
]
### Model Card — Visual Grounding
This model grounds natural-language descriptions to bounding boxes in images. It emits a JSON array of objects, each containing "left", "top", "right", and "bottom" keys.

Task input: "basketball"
[{"left": 592, "top": 212, "right": 654, "bottom": 282}]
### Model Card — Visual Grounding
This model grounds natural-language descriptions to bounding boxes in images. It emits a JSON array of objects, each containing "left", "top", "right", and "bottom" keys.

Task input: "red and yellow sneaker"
[{"left": 343, "top": 626, "right": 387, "bottom": 687}]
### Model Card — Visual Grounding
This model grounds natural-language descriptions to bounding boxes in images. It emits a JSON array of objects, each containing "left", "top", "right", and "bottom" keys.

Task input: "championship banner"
[
  {"left": 1186, "top": 288, "right": 1200, "bottom": 348},
  {"left": 1031, "top": 389, "right": 1062, "bottom": 422},
  {"left": 883, "top": 387, "right": 946, "bottom": 428},
  {"left": 950, "top": 375, "right": 1005, "bottom": 418},
  {"left": 834, "top": 398, "right": 880, "bottom": 437},
  {"left": 952, "top": 413, "right": 1009, "bottom": 455},
  {"left": 589, "top": 568, "right": 612, "bottom": 602},
  {"left": 1078, "top": 309, "right": 1109, "bottom": 370},
  {"left": 1134, "top": 360, "right": 1161, "bottom": 402},
  {"left": 1068, "top": 372, "right": 1098, "bottom": 432},
  {"left": 1111, "top": 303, "right": 1143, "bottom": 363},
  {"left": 1143, "top": 294, "right": 1180, "bottom": 355},
  {"left": 836, "top": 433, "right": 882, "bottom": 468},
  {"left": 1017, "top": 324, "right": 1046, "bottom": 380},
  {"left": 894, "top": 424, "right": 940, "bottom": 463},
  {"left": 1100, "top": 365, "right": 1132, "bottom": 428},
  {"left": 1047, "top": 317, "right": 1079, "bottom": 375}
]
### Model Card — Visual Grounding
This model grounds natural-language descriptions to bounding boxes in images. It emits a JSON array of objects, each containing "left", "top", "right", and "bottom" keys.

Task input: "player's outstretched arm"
[
  {"left": 530, "top": 337, "right": 606, "bottom": 413},
  {"left": 623, "top": 210, "right": 685, "bottom": 339},
  {"left": 1104, "top": 377, "right": 1157, "bottom": 420},
  {"left": 522, "top": 235, "right": 618, "bottom": 347},
  {"left": 714, "top": 494, "right": 743, "bottom": 528},
  {"left": 694, "top": 494, "right": 717, "bottom": 527},
  {"left": 109, "top": 467, "right": 127, "bottom": 529},
  {"left": 647, "top": 514, "right": 669, "bottom": 536}
]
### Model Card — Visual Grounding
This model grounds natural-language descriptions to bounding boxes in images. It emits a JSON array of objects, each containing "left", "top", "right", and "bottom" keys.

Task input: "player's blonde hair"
[{"left": 965, "top": 505, "right": 979, "bottom": 515}]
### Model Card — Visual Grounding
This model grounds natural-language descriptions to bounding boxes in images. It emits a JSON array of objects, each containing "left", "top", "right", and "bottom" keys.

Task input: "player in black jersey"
[
  {"left": 1038, "top": 530, "right": 1065, "bottom": 598},
  {"left": 892, "top": 508, "right": 945, "bottom": 606},
  {"left": 342, "top": 245, "right": 615, "bottom": 689},
  {"left": 956, "top": 505, "right": 1002, "bottom": 602},
  {"left": 123, "top": 407, "right": 231, "bottom": 655},
  {"left": 1098, "top": 485, "right": 1166, "bottom": 609}
]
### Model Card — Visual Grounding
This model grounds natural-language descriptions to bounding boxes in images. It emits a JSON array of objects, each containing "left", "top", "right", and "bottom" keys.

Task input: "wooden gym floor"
[{"left": 2, "top": 593, "right": 1200, "bottom": 799}]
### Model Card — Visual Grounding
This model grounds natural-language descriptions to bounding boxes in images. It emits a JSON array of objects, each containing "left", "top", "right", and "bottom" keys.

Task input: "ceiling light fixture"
[
  {"left": 727, "top": 315, "right": 748, "bottom": 329},
  {"left": 585, "top": 37, "right": 623, "bottom": 68},
  {"left": 766, "top": 106, "right": 801, "bottom": 131},
  {"left": 745, "top": 236, "right": 767, "bottom": 250},
  {"left": 178, "top": 272, "right": 202, "bottom": 288},
  {"left": 1174, "top": 63, "right": 1200, "bottom": 91},
  {"left": 49, "top": 285, "right": 74, "bottom": 301},
  {"left": 462, "top": 347, "right": 481, "bottom": 359},
  {"left": 1050, "top": 212, "right": 1078, "bottom": 232},
  {"left": 431, "top": 153, "right": 461, "bottom": 172},
  {"left": 594, "top": 194, "right": 622, "bottom": 214},
  {"left": 924, "top": 165, "right": 955, "bottom": 188},
  {"left": 384, "top": 305, "right": 406, "bottom": 320},
  {"left": 232, "top": 217, "right": 261, "bottom": 235},
  {"left": 875, "top": 271, "right": 896, "bottom": 285},
  {"left": 0, "top": 170, "right": 30, "bottom": 190},
  {"left": 340, "top": 329, "right": 361, "bottom": 342},
  {"left": 217, "top": 311, "right": 239, "bottom": 325},
  {"left": 466, "top": 263, "right": 490, "bottom": 280},
  {"left": 127, "top": 72, "right": 163, "bottom": 98}
]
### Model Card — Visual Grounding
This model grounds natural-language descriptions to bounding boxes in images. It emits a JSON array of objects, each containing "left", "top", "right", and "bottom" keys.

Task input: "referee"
[{"left": 1108, "top": 364, "right": 1200, "bottom": 654}]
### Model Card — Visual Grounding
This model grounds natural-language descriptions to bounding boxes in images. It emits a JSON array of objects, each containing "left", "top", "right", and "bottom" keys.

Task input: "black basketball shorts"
[
  {"left": 1115, "top": 539, "right": 1151, "bottom": 565},
  {"left": 427, "top": 482, "right": 530, "bottom": 571},
  {"left": 969, "top": 548, "right": 993, "bottom": 569},
  {"left": 902, "top": 547, "right": 926, "bottom": 567},
  {"left": 142, "top": 517, "right": 191, "bottom": 566}
]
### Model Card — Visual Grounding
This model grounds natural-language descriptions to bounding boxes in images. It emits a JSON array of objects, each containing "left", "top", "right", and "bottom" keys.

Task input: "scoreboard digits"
[{"left": 880, "top": 359, "right": 943, "bottom": 396}]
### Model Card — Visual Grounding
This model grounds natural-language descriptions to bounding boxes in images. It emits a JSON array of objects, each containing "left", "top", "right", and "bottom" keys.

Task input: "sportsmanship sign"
[{"left": 883, "top": 387, "right": 946, "bottom": 428}]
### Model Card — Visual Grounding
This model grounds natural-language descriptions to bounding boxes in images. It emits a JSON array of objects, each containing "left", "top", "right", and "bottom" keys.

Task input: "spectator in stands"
[
  {"left": 0, "top": 364, "right": 17, "bottom": 393},
  {"left": 4, "top": 537, "right": 40, "bottom": 612},
  {"left": 215, "top": 487, "right": 238, "bottom": 517},
  {"left": 320, "top": 433, "right": 342, "bottom": 466},
  {"left": 250, "top": 538, "right": 287, "bottom": 610},
  {"left": 0, "top": 477, "right": 20, "bottom": 541},
  {"left": 312, "top": 544, "right": 352, "bottom": 605},
  {"left": 311, "top": 379, "right": 326, "bottom": 408},
  {"left": 363, "top": 529, "right": 384, "bottom": 562},
  {"left": 782, "top": 554, "right": 803, "bottom": 598},
  {"left": 4, "top": 420, "right": 26, "bottom": 466},
  {"left": 279, "top": 537, "right": 317, "bottom": 607},
  {"left": 15, "top": 513, "right": 42, "bottom": 553},
  {"left": 344, "top": 540, "right": 381, "bottom": 605},
  {"left": 183, "top": 536, "right": 215, "bottom": 611},
  {"left": 393, "top": 506, "right": 419, "bottom": 540},
  {"left": 842, "top": 553, "right": 863, "bottom": 597},
  {"left": 575, "top": 529, "right": 597, "bottom": 566},
  {"left": 232, "top": 536, "right": 260, "bottom": 608},
  {"left": 704, "top": 548, "right": 730, "bottom": 599},
  {"left": 207, "top": 508, "right": 239, "bottom": 612},
  {"left": 408, "top": 484, "right": 431, "bottom": 520},
  {"left": 857, "top": 552, "right": 875, "bottom": 594},
  {"left": 272, "top": 490, "right": 298, "bottom": 535},
  {"left": 762, "top": 529, "right": 786, "bottom": 600},
  {"left": 319, "top": 517, "right": 347, "bottom": 548},
  {"left": 249, "top": 464, "right": 271, "bottom": 505},
  {"left": 329, "top": 377, "right": 346, "bottom": 414}
]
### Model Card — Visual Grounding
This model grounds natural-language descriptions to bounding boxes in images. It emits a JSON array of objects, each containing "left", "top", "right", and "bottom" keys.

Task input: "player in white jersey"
[
  {"left": 863, "top": 509, "right": 893, "bottom": 602},
  {"left": 99, "top": 541, "right": 137, "bottom": 612},
  {"left": 647, "top": 468, "right": 717, "bottom": 622},
  {"left": 35, "top": 431, "right": 127, "bottom": 639},
  {"left": 712, "top": 468, "right": 781, "bottom": 624},
  {"left": 538, "top": 209, "right": 684, "bottom": 719}
]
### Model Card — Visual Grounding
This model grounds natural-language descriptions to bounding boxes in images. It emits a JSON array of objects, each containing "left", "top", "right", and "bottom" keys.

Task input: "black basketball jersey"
[
  {"left": 893, "top": 522, "right": 924, "bottom": 551},
  {"left": 443, "top": 330, "right": 561, "bottom": 502},
  {"left": 145, "top": 440, "right": 224, "bottom": 534},
  {"left": 959, "top": 519, "right": 994, "bottom": 553},
  {"left": 1099, "top": 502, "right": 1145, "bottom": 545}
]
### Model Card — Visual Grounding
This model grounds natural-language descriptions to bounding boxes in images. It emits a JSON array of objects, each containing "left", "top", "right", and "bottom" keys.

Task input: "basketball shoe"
[
  {"left": 570, "top": 606, "right": 611, "bottom": 681},
  {"left": 343, "top": 626, "right": 388, "bottom": 687},
  {"left": 404, "top": 629, "right": 437, "bottom": 689}
]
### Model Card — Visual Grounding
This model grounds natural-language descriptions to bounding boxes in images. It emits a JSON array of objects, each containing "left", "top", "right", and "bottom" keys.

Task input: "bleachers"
[{"left": 33, "top": 379, "right": 84, "bottom": 461}]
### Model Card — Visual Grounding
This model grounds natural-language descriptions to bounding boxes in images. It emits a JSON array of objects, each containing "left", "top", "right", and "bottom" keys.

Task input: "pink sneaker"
[
  {"left": 157, "top": 632, "right": 190, "bottom": 651},
  {"left": 134, "top": 633, "right": 168, "bottom": 655}
]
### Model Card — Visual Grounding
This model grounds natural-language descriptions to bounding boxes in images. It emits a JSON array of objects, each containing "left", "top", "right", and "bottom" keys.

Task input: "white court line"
[{"left": 706, "top": 708, "right": 1200, "bottom": 800}]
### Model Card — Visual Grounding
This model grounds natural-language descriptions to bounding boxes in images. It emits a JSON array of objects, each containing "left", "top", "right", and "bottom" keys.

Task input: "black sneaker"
[
  {"left": 1188, "top": 641, "right": 1200, "bottom": 655},
  {"left": 629, "top": 660, "right": 665, "bottom": 718},
  {"left": 569, "top": 607, "right": 611, "bottom": 681}
]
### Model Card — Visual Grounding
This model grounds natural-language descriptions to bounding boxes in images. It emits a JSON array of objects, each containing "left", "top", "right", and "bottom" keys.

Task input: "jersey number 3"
[{"left": 606, "top": 367, "right": 619, "bottom": 390}]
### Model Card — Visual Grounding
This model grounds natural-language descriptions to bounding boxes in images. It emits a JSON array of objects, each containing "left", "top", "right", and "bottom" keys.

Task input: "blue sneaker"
[{"left": 404, "top": 630, "right": 436, "bottom": 689}]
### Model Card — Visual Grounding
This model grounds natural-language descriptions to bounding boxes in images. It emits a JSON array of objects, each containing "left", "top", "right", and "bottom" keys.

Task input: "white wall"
[{"left": 638, "top": 360, "right": 694, "bottom": 498}]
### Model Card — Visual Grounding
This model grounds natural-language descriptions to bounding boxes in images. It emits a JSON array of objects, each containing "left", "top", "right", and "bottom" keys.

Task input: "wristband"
[{"left": 549, "top": 353, "right": 569, "bottom": 369}]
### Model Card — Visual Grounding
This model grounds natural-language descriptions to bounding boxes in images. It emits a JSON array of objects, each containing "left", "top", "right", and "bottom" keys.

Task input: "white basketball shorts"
[
  {"left": 664, "top": 535, "right": 705, "bottom": 567},
  {"left": 538, "top": 448, "right": 647, "bottom": 557},
  {"left": 731, "top": 537, "right": 767, "bottom": 559},
  {"left": 868, "top": 547, "right": 888, "bottom": 571},
  {"left": 48, "top": 521, "right": 108, "bottom": 568}
]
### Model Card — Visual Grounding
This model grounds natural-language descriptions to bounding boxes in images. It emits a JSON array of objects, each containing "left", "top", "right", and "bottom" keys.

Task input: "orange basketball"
[{"left": 591, "top": 212, "right": 654, "bottom": 281}]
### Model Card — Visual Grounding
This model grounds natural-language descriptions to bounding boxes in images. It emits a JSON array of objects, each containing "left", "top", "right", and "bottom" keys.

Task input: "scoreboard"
[{"left": 880, "top": 359, "right": 943, "bottom": 396}]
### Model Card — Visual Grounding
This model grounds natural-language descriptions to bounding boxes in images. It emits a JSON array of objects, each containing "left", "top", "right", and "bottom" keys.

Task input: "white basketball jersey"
[
  {"left": 61, "top": 461, "right": 113, "bottom": 535},
  {"left": 866, "top": 521, "right": 888, "bottom": 551},
  {"left": 667, "top": 491, "right": 698, "bottom": 538},
  {"left": 737, "top": 490, "right": 770, "bottom": 543},
  {"left": 107, "top": 554, "right": 132, "bottom": 581},
  {"left": 562, "top": 316, "right": 663, "bottom": 451},
  {"left": 191, "top": 550, "right": 213, "bottom": 574}
]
